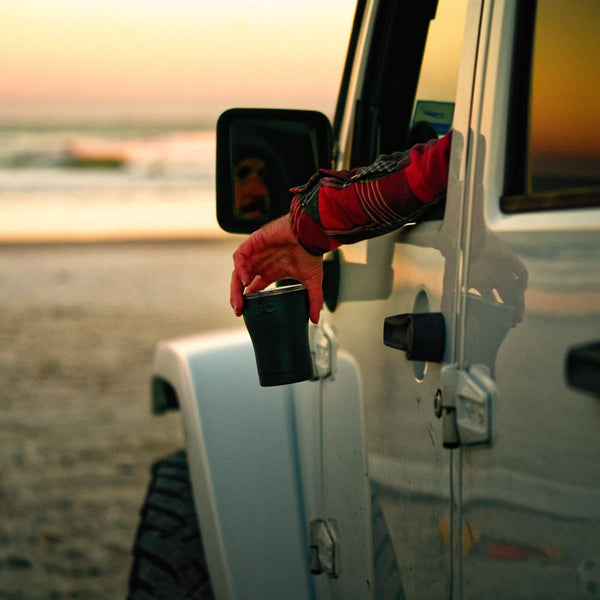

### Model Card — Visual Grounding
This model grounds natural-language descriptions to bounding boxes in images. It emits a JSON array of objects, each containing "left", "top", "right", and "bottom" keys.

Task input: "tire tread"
[{"left": 128, "top": 450, "right": 214, "bottom": 599}]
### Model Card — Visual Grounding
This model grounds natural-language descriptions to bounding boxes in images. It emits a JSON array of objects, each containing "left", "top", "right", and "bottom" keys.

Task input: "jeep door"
[
  {"left": 326, "top": 0, "right": 480, "bottom": 597},
  {"left": 456, "top": 1, "right": 600, "bottom": 598}
]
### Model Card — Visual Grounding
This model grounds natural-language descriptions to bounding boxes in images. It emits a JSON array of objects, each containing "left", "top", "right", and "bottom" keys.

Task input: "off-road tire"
[{"left": 128, "top": 450, "right": 214, "bottom": 599}]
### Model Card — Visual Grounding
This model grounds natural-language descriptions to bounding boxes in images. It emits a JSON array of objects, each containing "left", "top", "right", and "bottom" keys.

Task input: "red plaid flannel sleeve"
[{"left": 290, "top": 131, "right": 452, "bottom": 255}]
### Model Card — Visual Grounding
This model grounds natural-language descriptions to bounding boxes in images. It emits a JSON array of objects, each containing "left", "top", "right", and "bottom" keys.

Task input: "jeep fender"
[{"left": 151, "top": 328, "right": 371, "bottom": 600}]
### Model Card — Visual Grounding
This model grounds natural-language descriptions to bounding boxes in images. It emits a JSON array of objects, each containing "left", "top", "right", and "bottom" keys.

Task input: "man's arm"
[
  {"left": 290, "top": 131, "right": 451, "bottom": 255},
  {"left": 230, "top": 131, "right": 452, "bottom": 322}
]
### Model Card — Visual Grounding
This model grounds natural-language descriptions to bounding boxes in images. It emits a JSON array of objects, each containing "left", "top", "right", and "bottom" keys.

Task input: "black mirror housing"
[{"left": 216, "top": 108, "right": 332, "bottom": 234}]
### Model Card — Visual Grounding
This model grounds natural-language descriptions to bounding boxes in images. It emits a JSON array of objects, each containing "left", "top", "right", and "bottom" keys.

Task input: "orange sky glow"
[
  {"left": 0, "top": 0, "right": 355, "bottom": 123},
  {"left": 530, "top": 0, "right": 600, "bottom": 163}
]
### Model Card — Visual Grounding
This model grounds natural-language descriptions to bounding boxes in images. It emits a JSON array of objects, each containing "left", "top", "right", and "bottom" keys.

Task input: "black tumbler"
[{"left": 242, "top": 284, "right": 314, "bottom": 386}]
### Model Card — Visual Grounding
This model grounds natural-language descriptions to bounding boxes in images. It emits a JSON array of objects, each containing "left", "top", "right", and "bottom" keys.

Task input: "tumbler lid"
[{"left": 243, "top": 283, "right": 305, "bottom": 300}]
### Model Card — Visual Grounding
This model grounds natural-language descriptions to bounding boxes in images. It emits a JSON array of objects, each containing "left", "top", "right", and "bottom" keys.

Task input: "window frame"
[
  {"left": 346, "top": 0, "right": 439, "bottom": 168},
  {"left": 500, "top": 0, "right": 600, "bottom": 214}
]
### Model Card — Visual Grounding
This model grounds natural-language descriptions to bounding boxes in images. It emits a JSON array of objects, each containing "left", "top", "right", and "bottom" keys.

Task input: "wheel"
[{"left": 128, "top": 450, "right": 214, "bottom": 599}]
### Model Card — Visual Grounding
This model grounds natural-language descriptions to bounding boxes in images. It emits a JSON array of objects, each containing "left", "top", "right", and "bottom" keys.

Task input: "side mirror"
[{"left": 216, "top": 108, "right": 332, "bottom": 234}]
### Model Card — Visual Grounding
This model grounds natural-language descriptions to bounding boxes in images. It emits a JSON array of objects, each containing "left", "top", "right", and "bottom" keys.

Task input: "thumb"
[{"left": 306, "top": 282, "right": 323, "bottom": 324}]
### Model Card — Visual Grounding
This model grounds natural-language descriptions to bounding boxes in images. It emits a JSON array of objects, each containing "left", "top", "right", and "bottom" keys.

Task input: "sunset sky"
[
  {"left": 3, "top": 0, "right": 595, "bottom": 156},
  {"left": 0, "top": 0, "right": 355, "bottom": 123},
  {"left": 530, "top": 0, "right": 600, "bottom": 163}
]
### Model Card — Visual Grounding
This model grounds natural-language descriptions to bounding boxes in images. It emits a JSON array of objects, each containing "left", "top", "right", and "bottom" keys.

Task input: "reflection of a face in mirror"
[{"left": 234, "top": 157, "right": 271, "bottom": 220}]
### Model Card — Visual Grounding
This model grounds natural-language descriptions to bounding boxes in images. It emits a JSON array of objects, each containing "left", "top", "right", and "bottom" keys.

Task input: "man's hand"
[{"left": 230, "top": 214, "right": 324, "bottom": 323}]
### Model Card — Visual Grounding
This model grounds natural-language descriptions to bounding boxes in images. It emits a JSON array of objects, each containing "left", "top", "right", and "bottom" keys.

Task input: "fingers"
[
  {"left": 230, "top": 270, "right": 245, "bottom": 316},
  {"left": 230, "top": 240, "right": 263, "bottom": 316},
  {"left": 243, "top": 275, "right": 270, "bottom": 295},
  {"left": 305, "top": 278, "right": 324, "bottom": 324},
  {"left": 308, "top": 294, "right": 323, "bottom": 324},
  {"left": 230, "top": 272, "right": 266, "bottom": 317},
  {"left": 232, "top": 248, "right": 251, "bottom": 288}
]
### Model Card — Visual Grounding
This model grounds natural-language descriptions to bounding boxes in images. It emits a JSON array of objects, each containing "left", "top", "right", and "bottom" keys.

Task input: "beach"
[{"left": 0, "top": 238, "right": 241, "bottom": 599}]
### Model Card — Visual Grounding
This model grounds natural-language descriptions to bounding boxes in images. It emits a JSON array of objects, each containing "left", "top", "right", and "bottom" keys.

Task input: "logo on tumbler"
[{"left": 248, "top": 303, "right": 277, "bottom": 316}]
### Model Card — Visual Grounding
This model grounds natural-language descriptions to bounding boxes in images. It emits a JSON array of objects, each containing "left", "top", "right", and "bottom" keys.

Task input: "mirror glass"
[{"left": 217, "top": 109, "right": 331, "bottom": 233}]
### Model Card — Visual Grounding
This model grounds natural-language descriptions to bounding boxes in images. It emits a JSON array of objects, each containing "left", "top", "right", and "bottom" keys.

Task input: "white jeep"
[{"left": 128, "top": 1, "right": 600, "bottom": 598}]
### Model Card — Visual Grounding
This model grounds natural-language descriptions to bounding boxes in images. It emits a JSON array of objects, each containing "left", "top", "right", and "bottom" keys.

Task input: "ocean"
[{"left": 0, "top": 123, "right": 224, "bottom": 242}]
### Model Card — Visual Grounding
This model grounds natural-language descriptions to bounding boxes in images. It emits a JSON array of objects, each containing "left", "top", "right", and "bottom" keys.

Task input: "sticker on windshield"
[{"left": 411, "top": 101, "right": 455, "bottom": 136}]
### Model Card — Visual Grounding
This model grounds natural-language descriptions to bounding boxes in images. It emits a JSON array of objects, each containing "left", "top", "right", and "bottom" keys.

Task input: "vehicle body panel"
[
  {"left": 152, "top": 331, "right": 313, "bottom": 599},
  {"left": 152, "top": 329, "right": 370, "bottom": 599},
  {"left": 325, "top": 0, "right": 480, "bottom": 595},
  {"left": 457, "top": 2, "right": 600, "bottom": 597}
]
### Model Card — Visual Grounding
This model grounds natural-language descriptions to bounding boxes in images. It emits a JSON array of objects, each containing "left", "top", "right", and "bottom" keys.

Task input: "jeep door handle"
[
  {"left": 383, "top": 313, "right": 446, "bottom": 362},
  {"left": 566, "top": 341, "right": 600, "bottom": 394}
]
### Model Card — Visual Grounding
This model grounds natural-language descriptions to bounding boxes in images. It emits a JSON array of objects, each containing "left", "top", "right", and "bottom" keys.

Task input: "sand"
[{"left": 0, "top": 238, "right": 242, "bottom": 599}]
